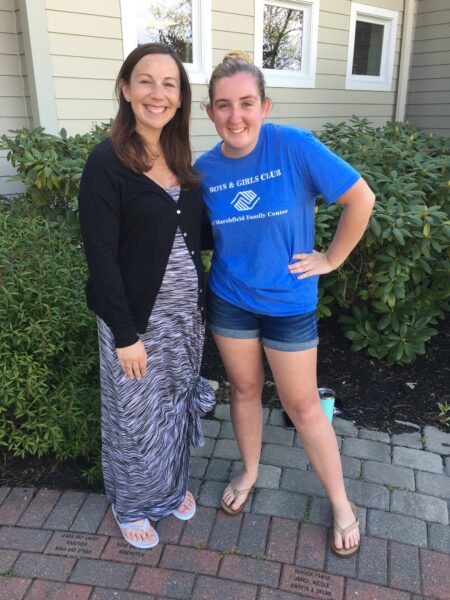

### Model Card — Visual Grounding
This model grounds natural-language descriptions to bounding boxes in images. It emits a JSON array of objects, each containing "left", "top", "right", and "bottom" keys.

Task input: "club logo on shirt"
[{"left": 231, "top": 190, "right": 260, "bottom": 211}]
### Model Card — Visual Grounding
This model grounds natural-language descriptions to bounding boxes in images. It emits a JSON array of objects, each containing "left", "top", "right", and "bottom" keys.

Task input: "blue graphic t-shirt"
[{"left": 195, "top": 123, "right": 360, "bottom": 315}]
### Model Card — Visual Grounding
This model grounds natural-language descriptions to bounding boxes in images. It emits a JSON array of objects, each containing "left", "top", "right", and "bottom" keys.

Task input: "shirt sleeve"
[
  {"left": 78, "top": 148, "right": 139, "bottom": 348},
  {"left": 296, "top": 130, "right": 361, "bottom": 205}
]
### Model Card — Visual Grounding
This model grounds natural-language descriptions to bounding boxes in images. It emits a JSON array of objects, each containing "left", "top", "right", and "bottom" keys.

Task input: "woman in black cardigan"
[{"left": 78, "top": 43, "right": 214, "bottom": 549}]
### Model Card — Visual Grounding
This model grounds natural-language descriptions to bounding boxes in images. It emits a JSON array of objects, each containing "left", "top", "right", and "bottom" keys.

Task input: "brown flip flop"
[
  {"left": 220, "top": 485, "right": 254, "bottom": 516},
  {"left": 330, "top": 501, "right": 360, "bottom": 557}
]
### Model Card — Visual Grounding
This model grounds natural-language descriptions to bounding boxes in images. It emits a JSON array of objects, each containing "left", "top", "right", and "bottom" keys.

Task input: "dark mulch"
[{"left": 1, "top": 314, "right": 448, "bottom": 493}]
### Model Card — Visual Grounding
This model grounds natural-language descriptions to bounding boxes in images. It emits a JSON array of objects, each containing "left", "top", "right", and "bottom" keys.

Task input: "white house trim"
[
  {"left": 253, "top": 0, "right": 319, "bottom": 88},
  {"left": 395, "top": 0, "right": 417, "bottom": 122},
  {"left": 18, "top": 0, "right": 58, "bottom": 134},
  {"left": 345, "top": 3, "right": 398, "bottom": 92},
  {"left": 120, "top": 0, "right": 212, "bottom": 85}
]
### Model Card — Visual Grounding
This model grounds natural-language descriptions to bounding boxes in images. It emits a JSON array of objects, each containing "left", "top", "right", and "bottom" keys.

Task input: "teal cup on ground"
[{"left": 319, "top": 387, "right": 335, "bottom": 423}]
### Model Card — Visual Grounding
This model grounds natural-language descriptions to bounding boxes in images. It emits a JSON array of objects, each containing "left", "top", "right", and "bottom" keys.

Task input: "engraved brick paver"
[
  {"left": 362, "top": 461, "right": 415, "bottom": 490},
  {"left": 70, "top": 558, "right": 134, "bottom": 589},
  {"left": 393, "top": 446, "right": 443, "bottom": 473},
  {"left": 252, "top": 489, "right": 308, "bottom": 520},
  {"left": 191, "top": 575, "right": 257, "bottom": 600},
  {"left": 345, "top": 579, "right": 411, "bottom": 599},
  {"left": 0, "top": 548, "right": 19, "bottom": 574},
  {"left": 356, "top": 536, "right": 387, "bottom": 586},
  {"left": 367, "top": 509, "right": 427, "bottom": 546},
  {"left": 280, "top": 565, "right": 344, "bottom": 599},
  {"left": 13, "top": 552, "right": 75, "bottom": 582},
  {"left": 208, "top": 511, "right": 243, "bottom": 551},
  {"left": 101, "top": 536, "right": 162, "bottom": 565},
  {"left": 0, "top": 575, "right": 31, "bottom": 600},
  {"left": 0, "top": 488, "right": 34, "bottom": 526},
  {"left": 342, "top": 438, "right": 391, "bottom": 463},
  {"left": 219, "top": 554, "right": 281, "bottom": 587},
  {"left": 420, "top": 548, "right": 450, "bottom": 600},
  {"left": 180, "top": 506, "right": 216, "bottom": 547},
  {"left": 160, "top": 544, "right": 221, "bottom": 575},
  {"left": 130, "top": 565, "right": 195, "bottom": 598},
  {"left": 295, "top": 523, "right": 327, "bottom": 571},
  {"left": 391, "top": 489, "right": 448, "bottom": 524},
  {"left": 44, "top": 491, "right": 87, "bottom": 531},
  {"left": 45, "top": 531, "right": 108, "bottom": 559},
  {"left": 266, "top": 516, "right": 298, "bottom": 563},
  {"left": 0, "top": 526, "right": 52, "bottom": 552},
  {"left": 70, "top": 493, "right": 109, "bottom": 533},
  {"left": 17, "top": 489, "right": 60, "bottom": 529},
  {"left": 25, "top": 580, "right": 92, "bottom": 600},
  {"left": 389, "top": 541, "right": 420, "bottom": 593}
]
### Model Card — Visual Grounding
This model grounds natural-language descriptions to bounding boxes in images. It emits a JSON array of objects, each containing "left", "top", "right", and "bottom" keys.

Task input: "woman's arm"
[{"left": 289, "top": 177, "right": 375, "bottom": 279}]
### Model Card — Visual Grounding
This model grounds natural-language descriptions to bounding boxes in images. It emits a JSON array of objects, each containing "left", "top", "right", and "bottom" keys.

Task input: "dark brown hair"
[
  {"left": 208, "top": 50, "right": 267, "bottom": 105},
  {"left": 110, "top": 43, "right": 198, "bottom": 188}
]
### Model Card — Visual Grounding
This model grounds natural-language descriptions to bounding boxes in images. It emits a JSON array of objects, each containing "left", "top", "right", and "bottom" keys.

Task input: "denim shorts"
[{"left": 206, "top": 289, "right": 318, "bottom": 352}]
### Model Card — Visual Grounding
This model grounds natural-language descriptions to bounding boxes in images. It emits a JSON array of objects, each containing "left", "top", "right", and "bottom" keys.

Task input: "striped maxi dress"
[{"left": 97, "top": 187, "right": 215, "bottom": 523}]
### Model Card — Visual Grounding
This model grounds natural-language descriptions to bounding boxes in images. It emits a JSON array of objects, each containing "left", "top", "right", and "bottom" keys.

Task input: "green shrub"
[
  {"left": 316, "top": 117, "right": 450, "bottom": 363},
  {"left": 0, "top": 201, "right": 100, "bottom": 459},
  {"left": 0, "top": 122, "right": 110, "bottom": 211}
]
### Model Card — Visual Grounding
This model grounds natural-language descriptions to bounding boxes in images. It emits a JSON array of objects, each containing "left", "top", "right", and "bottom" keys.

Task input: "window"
[
  {"left": 346, "top": 3, "right": 398, "bottom": 91},
  {"left": 120, "top": 0, "right": 211, "bottom": 84},
  {"left": 254, "top": 0, "right": 319, "bottom": 88}
]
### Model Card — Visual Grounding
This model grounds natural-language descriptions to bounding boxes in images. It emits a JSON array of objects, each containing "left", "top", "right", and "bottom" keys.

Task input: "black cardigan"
[{"left": 78, "top": 138, "right": 211, "bottom": 348}]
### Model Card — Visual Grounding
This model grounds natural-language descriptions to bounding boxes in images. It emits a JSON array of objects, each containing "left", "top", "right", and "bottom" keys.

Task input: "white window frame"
[
  {"left": 120, "top": 0, "right": 211, "bottom": 84},
  {"left": 346, "top": 3, "right": 398, "bottom": 91},
  {"left": 254, "top": 0, "right": 319, "bottom": 88}
]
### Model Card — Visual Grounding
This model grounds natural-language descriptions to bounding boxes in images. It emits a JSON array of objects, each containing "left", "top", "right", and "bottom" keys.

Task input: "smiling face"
[
  {"left": 207, "top": 71, "right": 271, "bottom": 158},
  {"left": 121, "top": 53, "right": 182, "bottom": 142}
]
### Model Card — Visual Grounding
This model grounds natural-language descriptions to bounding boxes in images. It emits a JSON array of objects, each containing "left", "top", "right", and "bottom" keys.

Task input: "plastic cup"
[{"left": 319, "top": 387, "right": 335, "bottom": 423}]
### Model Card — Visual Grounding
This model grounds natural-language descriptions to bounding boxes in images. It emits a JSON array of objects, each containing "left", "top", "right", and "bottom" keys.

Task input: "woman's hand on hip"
[
  {"left": 288, "top": 250, "right": 335, "bottom": 280},
  {"left": 116, "top": 340, "right": 147, "bottom": 380}
]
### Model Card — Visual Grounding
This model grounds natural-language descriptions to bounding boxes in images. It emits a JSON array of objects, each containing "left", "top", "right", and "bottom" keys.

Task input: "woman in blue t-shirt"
[{"left": 195, "top": 51, "right": 375, "bottom": 557}]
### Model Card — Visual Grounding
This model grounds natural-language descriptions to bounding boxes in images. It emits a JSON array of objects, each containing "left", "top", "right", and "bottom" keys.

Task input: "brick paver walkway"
[{"left": 1, "top": 406, "right": 449, "bottom": 599}]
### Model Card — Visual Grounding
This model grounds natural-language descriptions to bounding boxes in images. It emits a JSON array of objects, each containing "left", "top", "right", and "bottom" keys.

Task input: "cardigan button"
[
  {"left": 176, "top": 209, "right": 181, "bottom": 214},
  {"left": 183, "top": 232, "right": 187, "bottom": 237},
  {"left": 191, "top": 251, "right": 194, "bottom": 255},
  {"left": 199, "top": 288, "right": 203, "bottom": 293}
]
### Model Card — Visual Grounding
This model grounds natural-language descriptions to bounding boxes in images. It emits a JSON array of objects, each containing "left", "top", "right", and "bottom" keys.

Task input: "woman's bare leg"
[
  {"left": 264, "top": 345, "right": 360, "bottom": 551},
  {"left": 212, "top": 333, "right": 264, "bottom": 510}
]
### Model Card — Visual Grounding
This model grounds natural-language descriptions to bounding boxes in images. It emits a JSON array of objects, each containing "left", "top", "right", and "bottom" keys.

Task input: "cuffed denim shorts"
[{"left": 206, "top": 289, "right": 318, "bottom": 352}]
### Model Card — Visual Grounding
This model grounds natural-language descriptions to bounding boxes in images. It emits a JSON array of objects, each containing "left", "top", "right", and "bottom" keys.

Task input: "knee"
[{"left": 230, "top": 377, "right": 264, "bottom": 403}]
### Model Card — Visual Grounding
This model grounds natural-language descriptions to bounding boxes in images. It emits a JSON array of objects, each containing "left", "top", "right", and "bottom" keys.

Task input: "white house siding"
[
  {"left": 0, "top": 0, "right": 30, "bottom": 196},
  {"left": 406, "top": 0, "right": 450, "bottom": 136}
]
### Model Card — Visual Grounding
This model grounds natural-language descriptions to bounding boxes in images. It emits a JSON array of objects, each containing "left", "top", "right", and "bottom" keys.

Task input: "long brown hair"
[{"left": 110, "top": 43, "right": 198, "bottom": 188}]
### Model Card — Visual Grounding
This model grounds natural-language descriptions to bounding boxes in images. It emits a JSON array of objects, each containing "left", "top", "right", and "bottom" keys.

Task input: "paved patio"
[{"left": 0, "top": 405, "right": 449, "bottom": 599}]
